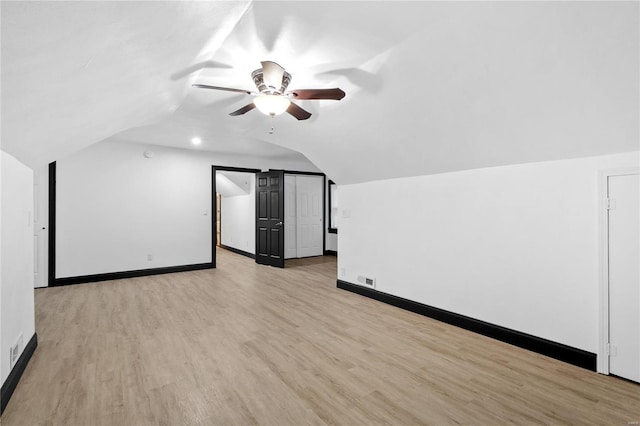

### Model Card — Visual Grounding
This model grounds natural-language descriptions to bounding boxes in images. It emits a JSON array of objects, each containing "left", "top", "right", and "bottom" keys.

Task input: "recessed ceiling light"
[{"left": 191, "top": 137, "right": 202, "bottom": 145}]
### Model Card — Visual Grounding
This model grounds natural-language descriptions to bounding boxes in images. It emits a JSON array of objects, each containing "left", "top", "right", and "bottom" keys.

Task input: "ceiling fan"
[{"left": 192, "top": 61, "right": 345, "bottom": 121}]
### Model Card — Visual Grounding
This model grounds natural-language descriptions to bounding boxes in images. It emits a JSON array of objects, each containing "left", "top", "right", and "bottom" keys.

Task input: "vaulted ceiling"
[{"left": 2, "top": 1, "right": 638, "bottom": 184}]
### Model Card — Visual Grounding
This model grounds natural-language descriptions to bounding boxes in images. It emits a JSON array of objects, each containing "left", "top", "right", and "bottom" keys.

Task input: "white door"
[
  {"left": 284, "top": 175, "right": 297, "bottom": 259},
  {"left": 34, "top": 167, "right": 49, "bottom": 288},
  {"left": 608, "top": 173, "right": 640, "bottom": 382},
  {"left": 296, "top": 176, "right": 323, "bottom": 258}
]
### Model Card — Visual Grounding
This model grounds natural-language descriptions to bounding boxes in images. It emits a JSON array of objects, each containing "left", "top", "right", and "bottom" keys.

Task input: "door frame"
[
  {"left": 48, "top": 162, "right": 57, "bottom": 286},
  {"left": 598, "top": 167, "right": 640, "bottom": 374},
  {"left": 211, "top": 165, "right": 261, "bottom": 266}
]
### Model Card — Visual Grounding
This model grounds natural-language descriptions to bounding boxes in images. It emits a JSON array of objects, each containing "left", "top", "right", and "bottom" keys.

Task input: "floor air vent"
[
  {"left": 10, "top": 334, "right": 23, "bottom": 369},
  {"left": 357, "top": 275, "right": 376, "bottom": 289}
]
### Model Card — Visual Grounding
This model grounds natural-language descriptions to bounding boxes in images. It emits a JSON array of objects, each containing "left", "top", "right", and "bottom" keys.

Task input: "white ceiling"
[
  {"left": 2, "top": 1, "right": 638, "bottom": 184},
  {"left": 216, "top": 170, "right": 252, "bottom": 198}
]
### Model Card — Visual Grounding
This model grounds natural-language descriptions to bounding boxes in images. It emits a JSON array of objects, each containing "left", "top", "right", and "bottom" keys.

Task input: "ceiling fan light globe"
[{"left": 254, "top": 94, "right": 291, "bottom": 116}]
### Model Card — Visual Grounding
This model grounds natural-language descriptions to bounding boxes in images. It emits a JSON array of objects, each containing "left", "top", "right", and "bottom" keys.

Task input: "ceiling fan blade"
[
  {"left": 192, "top": 84, "right": 254, "bottom": 95},
  {"left": 261, "top": 61, "right": 285, "bottom": 91},
  {"left": 229, "top": 103, "right": 256, "bottom": 116},
  {"left": 288, "top": 88, "right": 346, "bottom": 100},
  {"left": 286, "top": 102, "right": 312, "bottom": 121}
]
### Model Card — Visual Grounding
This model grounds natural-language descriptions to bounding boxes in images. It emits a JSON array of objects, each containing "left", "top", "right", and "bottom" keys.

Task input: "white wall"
[
  {"left": 55, "top": 140, "right": 319, "bottom": 279},
  {"left": 326, "top": 234, "right": 337, "bottom": 253},
  {"left": 220, "top": 173, "right": 255, "bottom": 254},
  {"left": 1, "top": 151, "right": 3, "bottom": 385},
  {"left": 1, "top": 151, "right": 36, "bottom": 385},
  {"left": 338, "top": 151, "right": 639, "bottom": 354}
]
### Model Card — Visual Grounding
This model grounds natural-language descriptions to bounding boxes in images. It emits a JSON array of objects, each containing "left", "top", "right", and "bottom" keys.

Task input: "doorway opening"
[
  {"left": 212, "top": 166, "right": 330, "bottom": 269},
  {"left": 212, "top": 166, "right": 260, "bottom": 266}
]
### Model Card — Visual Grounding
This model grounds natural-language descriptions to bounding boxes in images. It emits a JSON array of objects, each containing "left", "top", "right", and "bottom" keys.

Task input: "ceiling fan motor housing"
[{"left": 251, "top": 68, "right": 292, "bottom": 95}]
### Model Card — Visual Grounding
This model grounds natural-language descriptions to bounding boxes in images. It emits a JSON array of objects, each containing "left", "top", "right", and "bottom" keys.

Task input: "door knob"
[{"left": 275, "top": 221, "right": 284, "bottom": 226}]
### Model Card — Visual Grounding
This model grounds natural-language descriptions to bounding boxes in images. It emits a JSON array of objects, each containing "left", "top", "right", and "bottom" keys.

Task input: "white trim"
[{"left": 597, "top": 167, "right": 640, "bottom": 374}]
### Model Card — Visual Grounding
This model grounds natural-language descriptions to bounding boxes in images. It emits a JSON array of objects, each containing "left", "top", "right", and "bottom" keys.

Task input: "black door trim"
[
  {"left": 213, "top": 166, "right": 262, "bottom": 174},
  {"left": 328, "top": 180, "right": 338, "bottom": 234},
  {"left": 48, "top": 162, "right": 56, "bottom": 285},
  {"left": 276, "top": 169, "right": 326, "bottom": 177}
]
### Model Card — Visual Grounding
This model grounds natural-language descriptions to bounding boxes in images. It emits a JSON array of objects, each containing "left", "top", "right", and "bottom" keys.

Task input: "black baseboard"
[
  {"left": 324, "top": 250, "right": 337, "bottom": 256},
  {"left": 337, "top": 280, "right": 597, "bottom": 371},
  {"left": 220, "top": 245, "right": 255, "bottom": 259},
  {"left": 52, "top": 262, "right": 215, "bottom": 287},
  {"left": 1, "top": 333, "right": 37, "bottom": 414}
]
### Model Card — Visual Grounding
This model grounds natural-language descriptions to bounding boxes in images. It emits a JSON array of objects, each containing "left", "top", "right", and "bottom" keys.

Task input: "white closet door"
[
  {"left": 34, "top": 168, "right": 49, "bottom": 288},
  {"left": 296, "top": 176, "right": 323, "bottom": 258},
  {"left": 284, "top": 175, "right": 297, "bottom": 259}
]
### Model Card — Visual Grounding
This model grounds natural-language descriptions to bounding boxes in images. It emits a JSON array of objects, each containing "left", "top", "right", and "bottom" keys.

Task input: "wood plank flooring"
[{"left": 3, "top": 249, "right": 639, "bottom": 425}]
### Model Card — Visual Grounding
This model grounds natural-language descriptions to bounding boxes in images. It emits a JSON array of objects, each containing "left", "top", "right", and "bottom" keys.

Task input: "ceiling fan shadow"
[
  {"left": 250, "top": 3, "right": 293, "bottom": 53},
  {"left": 305, "top": 112, "right": 320, "bottom": 124},
  {"left": 205, "top": 94, "right": 247, "bottom": 109},
  {"left": 316, "top": 68, "right": 382, "bottom": 93},
  {"left": 170, "top": 60, "right": 233, "bottom": 80}
]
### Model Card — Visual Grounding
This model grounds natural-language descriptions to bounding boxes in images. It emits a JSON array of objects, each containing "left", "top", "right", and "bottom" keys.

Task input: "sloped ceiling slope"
[
  {"left": 235, "top": 1, "right": 639, "bottom": 184},
  {"left": 1, "top": 1, "right": 251, "bottom": 167},
  {"left": 2, "top": 2, "right": 638, "bottom": 184},
  {"left": 216, "top": 171, "right": 252, "bottom": 198}
]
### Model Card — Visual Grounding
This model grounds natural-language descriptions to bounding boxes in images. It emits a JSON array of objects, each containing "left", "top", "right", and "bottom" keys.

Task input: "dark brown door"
[{"left": 255, "top": 170, "right": 285, "bottom": 267}]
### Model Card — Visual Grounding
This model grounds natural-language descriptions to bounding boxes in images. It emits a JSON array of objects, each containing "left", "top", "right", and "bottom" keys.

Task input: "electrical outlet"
[
  {"left": 340, "top": 267, "right": 346, "bottom": 277},
  {"left": 147, "top": 254, "right": 153, "bottom": 261}
]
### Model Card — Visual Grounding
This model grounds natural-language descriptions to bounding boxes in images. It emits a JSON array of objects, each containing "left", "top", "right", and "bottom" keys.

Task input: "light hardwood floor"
[{"left": 3, "top": 249, "right": 639, "bottom": 425}]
